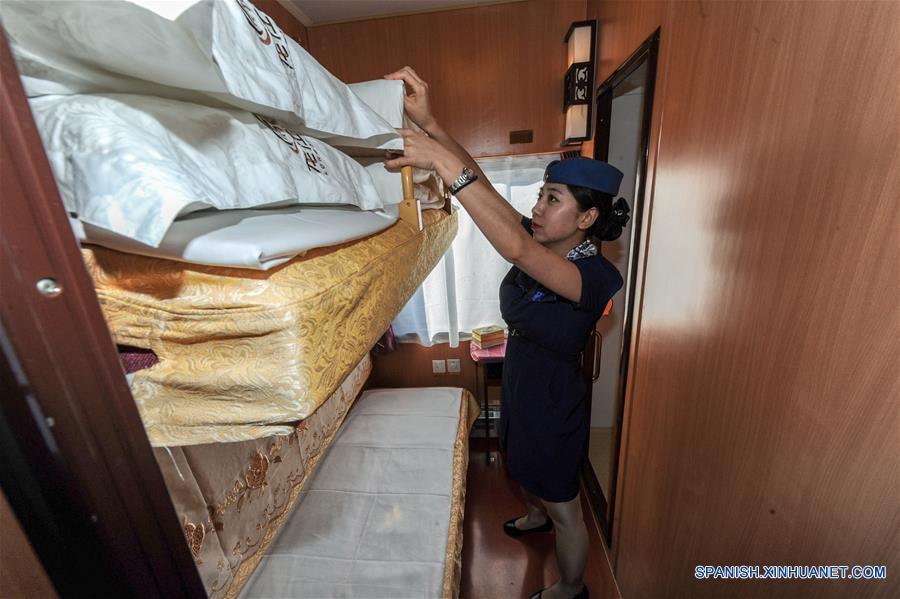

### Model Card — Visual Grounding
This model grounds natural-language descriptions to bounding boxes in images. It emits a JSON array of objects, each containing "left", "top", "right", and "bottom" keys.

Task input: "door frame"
[
  {"left": 0, "top": 30, "right": 205, "bottom": 597},
  {"left": 581, "top": 28, "right": 661, "bottom": 545}
]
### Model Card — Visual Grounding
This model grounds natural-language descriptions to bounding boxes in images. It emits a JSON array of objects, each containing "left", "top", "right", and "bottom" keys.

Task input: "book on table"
[
  {"left": 472, "top": 325, "right": 506, "bottom": 344},
  {"left": 471, "top": 325, "right": 507, "bottom": 350},
  {"left": 472, "top": 337, "right": 505, "bottom": 350}
]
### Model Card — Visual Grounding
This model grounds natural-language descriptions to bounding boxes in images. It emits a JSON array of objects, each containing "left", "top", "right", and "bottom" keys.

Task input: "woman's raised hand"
[
  {"left": 384, "top": 128, "right": 463, "bottom": 182},
  {"left": 384, "top": 66, "right": 436, "bottom": 132}
]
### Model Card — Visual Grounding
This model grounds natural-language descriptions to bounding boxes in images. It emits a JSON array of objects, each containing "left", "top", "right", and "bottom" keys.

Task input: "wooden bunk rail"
[
  {"left": 399, "top": 165, "right": 419, "bottom": 228},
  {"left": 398, "top": 165, "right": 453, "bottom": 230}
]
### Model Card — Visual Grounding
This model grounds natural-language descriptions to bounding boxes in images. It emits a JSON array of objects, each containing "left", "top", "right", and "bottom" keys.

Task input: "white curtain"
[{"left": 392, "top": 154, "right": 558, "bottom": 346}]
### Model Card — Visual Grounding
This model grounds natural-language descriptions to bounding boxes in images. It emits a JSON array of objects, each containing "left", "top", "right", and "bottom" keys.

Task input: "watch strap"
[{"left": 448, "top": 166, "right": 478, "bottom": 195}]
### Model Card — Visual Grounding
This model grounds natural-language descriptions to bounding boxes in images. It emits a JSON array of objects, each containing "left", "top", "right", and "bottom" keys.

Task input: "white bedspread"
[{"left": 241, "top": 388, "right": 464, "bottom": 598}]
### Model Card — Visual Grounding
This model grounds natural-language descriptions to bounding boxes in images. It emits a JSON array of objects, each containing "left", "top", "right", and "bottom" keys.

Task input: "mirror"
[{"left": 581, "top": 29, "right": 660, "bottom": 542}]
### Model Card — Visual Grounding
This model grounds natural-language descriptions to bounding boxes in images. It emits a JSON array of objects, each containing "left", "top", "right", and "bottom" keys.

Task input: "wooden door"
[
  {"left": 607, "top": 2, "right": 900, "bottom": 596},
  {"left": 0, "top": 30, "right": 204, "bottom": 598}
]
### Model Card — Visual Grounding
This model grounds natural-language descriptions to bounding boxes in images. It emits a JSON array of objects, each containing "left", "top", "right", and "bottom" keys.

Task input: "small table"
[{"left": 469, "top": 340, "right": 506, "bottom": 464}]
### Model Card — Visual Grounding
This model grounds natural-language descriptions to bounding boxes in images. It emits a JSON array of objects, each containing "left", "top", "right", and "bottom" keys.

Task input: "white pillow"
[
  {"left": 346, "top": 80, "right": 446, "bottom": 206},
  {"left": 348, "top": 80, "right": 406, "bottom": 129},
  {"left": 31, "top": 94, "right": 383, "bottom": 247},
  {"left": 1, "top": 0, "right": 402, "bottom": 148},
  {"left": 337, "top": 79, "right": 434, "bottom": 155},
  {"left": 324, "top": 79, "right": 406, "bottom": 154},
  {"left": 360, "top": 161, "right": 405, "bottom": 207}
]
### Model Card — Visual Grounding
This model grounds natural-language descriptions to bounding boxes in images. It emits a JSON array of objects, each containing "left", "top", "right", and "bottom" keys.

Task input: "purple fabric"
[
  {"left": 372, "top": 326, "right": 397, "bottom": 355},
  {"left": 118, "top": 345, "right": 159, "bottom": 374}
]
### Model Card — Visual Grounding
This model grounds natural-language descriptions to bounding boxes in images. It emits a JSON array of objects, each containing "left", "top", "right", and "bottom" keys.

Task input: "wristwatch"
[{"left": 448, "top": 166, "right": 478, "bottom": 195}]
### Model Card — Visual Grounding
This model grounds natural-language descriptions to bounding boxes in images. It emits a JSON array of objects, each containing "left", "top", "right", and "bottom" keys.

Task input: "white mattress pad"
[{"left": 241, "top": 387, "right": 465, "bottom": 598}]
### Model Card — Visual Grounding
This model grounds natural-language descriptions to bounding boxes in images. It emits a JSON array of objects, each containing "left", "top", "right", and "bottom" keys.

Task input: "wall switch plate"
[
  {"left": 432, "top": 359, "right": 446, "bottom": 374},
  {"left": 447, "top": 359, "right": 461, "bottom": 373}
]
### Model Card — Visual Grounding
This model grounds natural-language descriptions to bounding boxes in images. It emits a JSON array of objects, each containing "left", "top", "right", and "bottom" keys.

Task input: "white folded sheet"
[
  {"left": 349, "top": 80, "right": 406, "bottom": 128},
  {"left": 70, "top": 205, "right": 398, "bottom": 270}
]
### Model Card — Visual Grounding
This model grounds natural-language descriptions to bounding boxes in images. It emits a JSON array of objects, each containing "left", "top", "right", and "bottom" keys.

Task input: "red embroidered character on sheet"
[
  {"left": 254, "top": 115, "right": 328, "bottom": 175},
  {"left": 295, "top": 135, "right": 326, "bottom": 174},
  {"left": 236, "top": 0, "right": 294, "bottom": 71}
]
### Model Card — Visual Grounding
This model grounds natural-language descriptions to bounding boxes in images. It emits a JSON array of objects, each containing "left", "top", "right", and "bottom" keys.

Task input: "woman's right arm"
[
  {"left": 420, "top": 121, "right": 490, "bottom": 186},
  {"left": 385, "top": 129, "right": 587, "bottom": 304}
]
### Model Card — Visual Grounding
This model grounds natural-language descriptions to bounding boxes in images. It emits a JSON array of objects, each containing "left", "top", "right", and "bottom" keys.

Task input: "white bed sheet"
[
  {"left": 240, "top": 387, "right": 464, "bottom": 599},
  {"left": 70, "top": 205, "right": 397, "bottom": 270}
]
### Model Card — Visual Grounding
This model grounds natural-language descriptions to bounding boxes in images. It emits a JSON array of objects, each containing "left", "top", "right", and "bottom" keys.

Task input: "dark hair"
[{"left": 568, "top": 184, "right": 631, "bottom": 241}]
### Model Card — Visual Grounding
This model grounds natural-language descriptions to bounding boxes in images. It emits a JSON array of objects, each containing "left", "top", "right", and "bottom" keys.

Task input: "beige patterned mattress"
[
  {"left": 155, "top": 354, "right": 372, "bottom": 599},
  {"left": 158, "top": 363, "right": 478, "bottom": 599},
  {"left": 83, "top": 209, "right": 457, "bottom": 446}
]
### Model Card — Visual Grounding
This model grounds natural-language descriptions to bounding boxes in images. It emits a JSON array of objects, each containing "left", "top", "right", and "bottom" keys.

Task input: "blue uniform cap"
[{"left": 544, "top": 157, "right": 624, "bottom": 196}]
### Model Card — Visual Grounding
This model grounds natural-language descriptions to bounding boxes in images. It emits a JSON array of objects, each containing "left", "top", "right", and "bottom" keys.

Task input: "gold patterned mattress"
[
  {"left": 156, "top": 353, "right": 372, "bottom": 598},
  {"left": 83, "top": 209, "right": 457, "bottom": 446}
]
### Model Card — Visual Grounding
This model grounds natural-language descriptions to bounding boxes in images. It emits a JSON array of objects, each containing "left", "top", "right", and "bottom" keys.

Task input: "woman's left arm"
[{"left": 385, "top": 129, "right": 584, "bottom": 303}]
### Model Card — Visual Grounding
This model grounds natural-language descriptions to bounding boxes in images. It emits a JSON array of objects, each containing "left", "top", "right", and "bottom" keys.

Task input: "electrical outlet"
[
  {"left": 432, "top": 359, "right": 446, "bottom": 374},
  {"left": 447, "top": 359, "right": 461, "bottom": 373}
]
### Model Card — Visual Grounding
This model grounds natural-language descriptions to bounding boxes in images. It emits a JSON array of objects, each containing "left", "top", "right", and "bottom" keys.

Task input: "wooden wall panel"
[
  {"left": 367, "top": 341, "right": 478, "bottom": 396},
  {"left": 580, "top": 0, "right": 667, "bottom": 159},
  {"left": 308, "top": 0, "right": 586, "bottom": 157},
  {"left": 590, "top": 0, "right": 667, "bottom": 85},
  {"left": 258, "top": 0, "right": 309, "bottom": 47},
  {"left": 597, "top": 0, "right": 900, "bottom": 597}
]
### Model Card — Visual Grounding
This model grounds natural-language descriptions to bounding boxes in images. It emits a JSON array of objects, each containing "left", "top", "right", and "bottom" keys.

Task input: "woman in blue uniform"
[{"left": 385, "top": 67, "right": 629, "bottom": 599}]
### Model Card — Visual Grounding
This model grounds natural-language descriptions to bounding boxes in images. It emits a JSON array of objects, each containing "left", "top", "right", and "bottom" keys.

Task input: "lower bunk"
[
  {"left": 241, "top": 386, "right": 479, "bottom": 599},
  {"left": 152, "top": 365, "right": 478, "bottom": 598}
]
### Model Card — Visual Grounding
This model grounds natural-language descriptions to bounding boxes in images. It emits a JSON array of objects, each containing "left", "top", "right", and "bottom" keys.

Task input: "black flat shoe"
[
  {"left": 502, "top": 515, "right": 553, "bottom": 538},
  {"left": 528, "top": 585, "right": 589, "bottom": 599}
]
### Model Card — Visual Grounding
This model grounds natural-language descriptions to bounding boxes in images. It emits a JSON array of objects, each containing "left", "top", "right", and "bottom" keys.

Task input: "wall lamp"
[{"left": 563, "top": 20, "right": 597, "bottom": 145}]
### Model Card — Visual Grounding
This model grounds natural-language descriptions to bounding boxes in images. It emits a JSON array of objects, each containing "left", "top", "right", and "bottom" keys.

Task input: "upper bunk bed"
[
  {"left": 86, "top": 205, "right": 456, "bottom": 446},
  {"left": 2, "top": 0, "right": 458, "bottom": 446},
  {"left": 1, "top": 2, "right": 472, "bottom": 597}
]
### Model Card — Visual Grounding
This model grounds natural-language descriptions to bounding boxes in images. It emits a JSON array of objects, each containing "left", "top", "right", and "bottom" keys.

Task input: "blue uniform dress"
[{"left": 499, "top": 217, "right": 623, "bottom": 502}]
